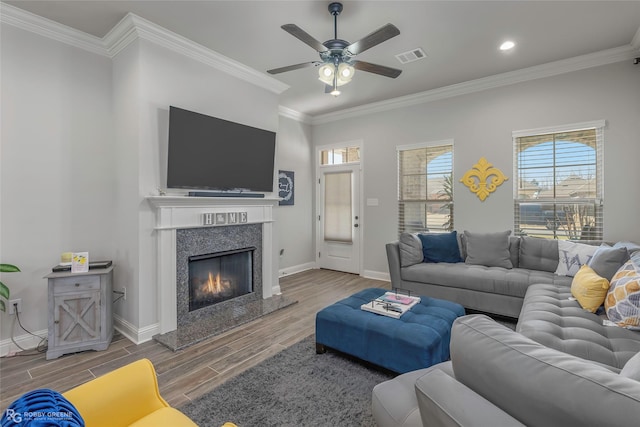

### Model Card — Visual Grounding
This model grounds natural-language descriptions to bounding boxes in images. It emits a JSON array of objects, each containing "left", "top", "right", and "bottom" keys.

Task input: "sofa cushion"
[
  {"left": 372, "top": 364, "right": 449, "bottom": 427},
  {"left": 451, "top": 315, "right": 640, "bottom": 426},
  {"left": 518, "top": 236, "right": 558, "bottom": 272},
  {"left": 463, "top": 230, "right": 513, "bottom": 269},
  {"left": 399, "top": 232, "right": 423, "bottom": 267},
  {"left": 614, "top": 241, "right": 640, "bottom": 257},
  {"left": 605, "top": 254, "right": 640, "bottom": 328},
  {"left": 620, "top": 352, "right": 640, "bottom": 381},
  {"left": 401, "top": 263, "right": 571, "bottom": 299},
  {"left": 418, "top": 231, "right": 463, "bottom": 263},
  {"left": 414, "top": 368, "right": 524, "bottom": 427},
  {"left": 588, "top": 244, "right": 630, "bottom": 281},
  {"left": 517, "top": 283, "right": 640, "bottom": 369},
  {"left": 570, "top": 264, "right": 610, "bottom": 313},
  {"left": 555, "top": 240, "right": 597, "bottom": 277}
]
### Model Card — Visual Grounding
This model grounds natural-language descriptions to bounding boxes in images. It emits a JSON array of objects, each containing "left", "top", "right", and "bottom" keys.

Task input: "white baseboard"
[
  {"left": 0, "top": 328, "right": 48, "bottom": 357},
  {"left": 113, "top": 314, "right": 158, "bottom": 345},
  {"left": 0, "top": 317, "right": 160, "bottom": 356},
  {"left": 279, "top": 261, "right": 316, "bottom": 278},
  {"left": 362, "top": 270, "right": 390, "bottom": 282}
]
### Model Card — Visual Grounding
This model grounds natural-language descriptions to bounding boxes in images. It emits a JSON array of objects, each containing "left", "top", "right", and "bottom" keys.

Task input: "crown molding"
[
  {"left": 2, "top": 4, "right": 289, "bottom": 95},
  {"left": 311, "top": 44, "right": 638, "bottom": 125},
  {"left": 103, "top": 13, "right": 289, "bottom": 95},
  {"left": 0, "top": 2, "right": 107, "bottom": 56},
  {"left": 278, "top": 106, "right": 312, "bottom": 124}
]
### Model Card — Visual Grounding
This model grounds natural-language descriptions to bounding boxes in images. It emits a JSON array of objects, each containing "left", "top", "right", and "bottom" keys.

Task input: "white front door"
[{"left": 318, "top": 165, "right": 361, "bottom": 274}]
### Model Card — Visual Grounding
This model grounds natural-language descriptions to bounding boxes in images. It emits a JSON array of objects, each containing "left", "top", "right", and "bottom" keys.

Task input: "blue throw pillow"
[{"left": 418, "top": 231, "right": 463, "bottom": 263}]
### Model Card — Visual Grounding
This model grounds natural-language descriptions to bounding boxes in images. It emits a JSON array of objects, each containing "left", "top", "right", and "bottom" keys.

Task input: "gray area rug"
[{"left": 180, "top": 334, "right": 394, "bottom": 426}]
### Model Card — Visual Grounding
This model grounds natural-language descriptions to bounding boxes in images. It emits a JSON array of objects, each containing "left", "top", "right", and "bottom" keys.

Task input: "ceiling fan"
[{"left": 267, "top": 2, "right": 402, "bottom": 96}]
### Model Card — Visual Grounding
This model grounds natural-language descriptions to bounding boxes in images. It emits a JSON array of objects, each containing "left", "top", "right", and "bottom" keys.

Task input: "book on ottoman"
[{"left": 361, "top": 291, "right": 421, "bottom": 319}]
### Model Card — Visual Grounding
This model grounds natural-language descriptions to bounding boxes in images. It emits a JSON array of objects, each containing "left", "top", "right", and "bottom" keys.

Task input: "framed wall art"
[{"left": 278, "top": 170, "right": 294, "bottom": 206}]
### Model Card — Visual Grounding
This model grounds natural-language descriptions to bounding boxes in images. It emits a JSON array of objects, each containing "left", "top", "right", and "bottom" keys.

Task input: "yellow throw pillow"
[{"left": 571, "top": 264, "right": 610, "bottom": 312}]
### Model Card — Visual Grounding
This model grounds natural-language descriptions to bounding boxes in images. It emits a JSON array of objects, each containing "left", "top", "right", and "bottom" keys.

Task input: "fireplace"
[
  {"left": 148, "top": 196, "right": 296, "bottom": 351},
  {"left": 188, "top": 247, "right": 255, "bottom": 311}
]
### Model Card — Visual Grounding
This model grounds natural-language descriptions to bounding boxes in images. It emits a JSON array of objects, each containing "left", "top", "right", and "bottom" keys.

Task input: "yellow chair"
[{"left": 63, "top": 358, "right": 201, "bottom": 427}]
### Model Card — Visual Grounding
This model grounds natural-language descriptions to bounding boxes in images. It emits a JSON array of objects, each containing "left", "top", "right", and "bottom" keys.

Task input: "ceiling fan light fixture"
[
  {"left": 318, "top": 63, "right": 336, "bottom": 85},
  {"left": 269, "top": 2, "right": 402, "bottom": 96},
  {"left": 337, "top": 62, "right": 355, "bottom": 83}
]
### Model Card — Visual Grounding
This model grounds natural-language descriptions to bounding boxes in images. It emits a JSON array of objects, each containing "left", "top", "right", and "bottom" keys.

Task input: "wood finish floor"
[{"left": 0, "top": 269, "right": 390, "bottom": 409}]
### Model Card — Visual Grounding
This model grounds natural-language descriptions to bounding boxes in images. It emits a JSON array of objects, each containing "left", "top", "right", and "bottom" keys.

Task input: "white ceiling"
[{"left": 5, "top": 1, "right": 640, "bottom": 117}]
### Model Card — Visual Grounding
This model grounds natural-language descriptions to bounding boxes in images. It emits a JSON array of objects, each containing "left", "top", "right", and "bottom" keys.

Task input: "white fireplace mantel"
[{"left": 147, "top": 195, "right": 280, "bottom": 334}]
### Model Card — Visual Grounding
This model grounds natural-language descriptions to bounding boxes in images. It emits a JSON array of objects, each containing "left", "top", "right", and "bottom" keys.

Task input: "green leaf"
[
  {"left": 0, "top": 300, "right": 5, "bottom": 312},
  {"left": 0, "top": 281, "right": 8, "bottom": 300},
  {"left": 0, "top": 264, "right": 20, "bottom": 273}
]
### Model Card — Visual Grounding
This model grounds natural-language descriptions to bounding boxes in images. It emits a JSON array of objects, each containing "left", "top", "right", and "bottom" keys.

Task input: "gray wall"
[
  {"left": 275, "top": 116, "right": 315, "bottom": 275},
  {"left": 312, "top": 61, "right": 640, "bottom": 275},
  {"left": 1, "top": 25, "right": 115, "bottom": 343},
  {"left": 0, "top": 23, "right": 282, "bottom": 348}
]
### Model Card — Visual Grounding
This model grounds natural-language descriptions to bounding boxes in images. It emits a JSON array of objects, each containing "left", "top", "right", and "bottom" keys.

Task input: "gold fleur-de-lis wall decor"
[{"left": 460, "top": 157, "right": 508, "bottom": 201}]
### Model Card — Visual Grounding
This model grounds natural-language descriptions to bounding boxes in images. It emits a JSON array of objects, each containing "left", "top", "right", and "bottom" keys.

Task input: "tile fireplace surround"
[{"left": 147, "top": 196, "right": 295, "bottom": 350}]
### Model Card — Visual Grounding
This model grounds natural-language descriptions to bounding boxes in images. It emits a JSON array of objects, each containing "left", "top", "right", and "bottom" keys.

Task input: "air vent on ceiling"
[{"left": 395, "top": 48, "right": 427, "bottom": 64}]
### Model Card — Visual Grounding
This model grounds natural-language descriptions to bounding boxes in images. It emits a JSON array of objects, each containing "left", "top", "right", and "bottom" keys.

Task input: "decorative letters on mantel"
[
  {"left": 203, "top": 211, "right": 248, "bottom": 226},
  {"left": 460, "top": 157, "right": 508, "bottom": 201}
]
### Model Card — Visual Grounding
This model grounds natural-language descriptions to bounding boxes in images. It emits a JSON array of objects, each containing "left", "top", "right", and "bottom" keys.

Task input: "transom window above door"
[{"left": 320, "top": 146, "right": 360, "bottom": 165}]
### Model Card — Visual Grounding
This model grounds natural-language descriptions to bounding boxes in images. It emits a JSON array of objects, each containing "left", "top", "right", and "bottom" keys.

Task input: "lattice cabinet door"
[
  {"left": 45, "top": 267, "right": 114, "bottom": 360},
  {"left": 52, "top": 290, "right": 101, "bottom": 347}
]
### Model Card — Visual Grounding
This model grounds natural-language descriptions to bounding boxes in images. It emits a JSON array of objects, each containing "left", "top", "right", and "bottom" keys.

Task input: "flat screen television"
[{"left": 167, "top": 106, "right": 276, "bottom": 192}]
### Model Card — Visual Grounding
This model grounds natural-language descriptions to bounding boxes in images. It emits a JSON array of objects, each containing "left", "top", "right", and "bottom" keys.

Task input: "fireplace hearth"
[{"left": 189, "top": 247, "right": 255, "bottom": 311}]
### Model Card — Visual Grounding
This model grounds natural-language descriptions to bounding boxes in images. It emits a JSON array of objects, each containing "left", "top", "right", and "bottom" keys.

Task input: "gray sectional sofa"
[
  {"left": 387, "top": 231, "right": 591, "bottom": 318},
  {"left": 372, "top": 232, "right": 640, "bottom": 427},
  {"left": 372, "top": 315, "right": 640, "bottom": 427},
  {"left": 374, "top": 232, "right": 640, "bottom": 426}
]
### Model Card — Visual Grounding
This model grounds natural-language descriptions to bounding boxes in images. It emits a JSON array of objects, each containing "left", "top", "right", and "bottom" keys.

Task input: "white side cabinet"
[{"left": 44, "top": 266, "right": 114, "bottom": 360}]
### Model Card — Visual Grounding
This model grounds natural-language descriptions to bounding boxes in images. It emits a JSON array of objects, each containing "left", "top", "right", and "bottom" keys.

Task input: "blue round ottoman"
[{"left": 315, "top": 288, "right": 465, "bottom": 373}]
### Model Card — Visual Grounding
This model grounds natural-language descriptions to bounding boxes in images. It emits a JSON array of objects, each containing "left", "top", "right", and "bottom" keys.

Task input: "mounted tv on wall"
[{"left": 167, "top": 106, "right": 276, "bottom": 193}]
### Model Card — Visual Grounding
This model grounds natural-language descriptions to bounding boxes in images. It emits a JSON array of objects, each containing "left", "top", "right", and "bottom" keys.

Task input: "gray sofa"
[
  {"left": 372, "top": 315, "right": 640, "bottom": 427},
  {"left": 387, "top": 232, "right": 592, "bottom": 318},
  {"left": 375, "top": 233, "right": 640, "bottom": 426}
]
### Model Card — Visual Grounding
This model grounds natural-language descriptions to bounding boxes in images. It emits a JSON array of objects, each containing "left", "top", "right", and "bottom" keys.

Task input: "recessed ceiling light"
[{"left": 500, "top": 41, "right": 516, "bottom": 51}]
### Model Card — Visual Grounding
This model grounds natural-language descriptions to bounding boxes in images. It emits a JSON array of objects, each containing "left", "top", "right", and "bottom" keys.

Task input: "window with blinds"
[
  {"left": 397, "top": 142, "right": 454, "bottom": 235},
  {"left": 513, "top": 121, "right": 604, "bottom": 240},
  {"left": 324, "top": 171, "right": 353, "bottom": 243}
]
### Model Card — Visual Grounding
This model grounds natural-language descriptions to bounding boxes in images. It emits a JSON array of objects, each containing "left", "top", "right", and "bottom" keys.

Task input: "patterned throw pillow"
[
  {"left": 605, "top": 254, "right": 640, "bottom": 328},
  {"left": 555, "top": 240, "right": 597, "bottom": 277}
]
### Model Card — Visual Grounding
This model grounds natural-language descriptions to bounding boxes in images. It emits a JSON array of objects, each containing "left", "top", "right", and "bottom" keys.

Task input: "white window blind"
[
  {"left": 513, "top": 121, "right": 604, "bottom": 240},
  {"left": 324, "top": 172, "right": 353, "bottom": 242},
  {"left": 397, "top": 143, "right": 454, "bottom": 235}
]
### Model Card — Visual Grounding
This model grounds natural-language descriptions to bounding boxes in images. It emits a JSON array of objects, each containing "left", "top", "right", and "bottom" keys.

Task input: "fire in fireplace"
[{"left": 188, "top": 247, "right": 255, "bottom": 311}]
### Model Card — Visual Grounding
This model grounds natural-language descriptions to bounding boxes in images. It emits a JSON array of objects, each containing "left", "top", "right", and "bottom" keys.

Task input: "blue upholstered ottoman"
[{"left": 315, "top": 288, "right": 465, "bottom": 373}]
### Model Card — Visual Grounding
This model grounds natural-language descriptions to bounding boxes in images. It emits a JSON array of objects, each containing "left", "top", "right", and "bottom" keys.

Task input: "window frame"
[
  {"left": 512, "top": 120, "right": 605, "bottom": 240},
  {"left": 397, "top": 140, "right": 455, "bottom": 236}
]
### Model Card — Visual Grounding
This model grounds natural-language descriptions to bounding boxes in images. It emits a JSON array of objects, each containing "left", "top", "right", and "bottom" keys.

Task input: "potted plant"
[{"left": 0, "top": 263, "right": 20, "bottom": 312}]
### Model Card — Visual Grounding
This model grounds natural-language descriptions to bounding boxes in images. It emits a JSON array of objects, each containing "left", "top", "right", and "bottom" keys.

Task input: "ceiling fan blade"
[
  {"left": 346, "top": 23, "right": 400, "bottom": 56},
  {"left": 352, "top": 60, "right": 402, "bottom": 78},
  {"left": 267, "top": 62, "right": 318, "bottom": 75},
  {"left": 281, "top": 24, "right": 329, "bottom": 53}
]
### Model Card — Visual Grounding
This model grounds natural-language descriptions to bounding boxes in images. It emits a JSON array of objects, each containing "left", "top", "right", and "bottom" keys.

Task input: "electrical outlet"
[{"left": 8, "top": 299, "right": 22, "bottom": 315}]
